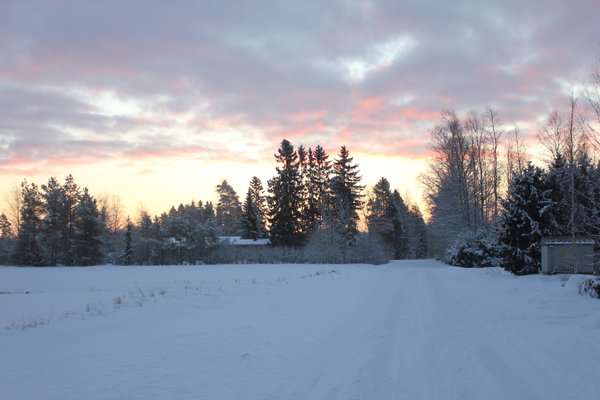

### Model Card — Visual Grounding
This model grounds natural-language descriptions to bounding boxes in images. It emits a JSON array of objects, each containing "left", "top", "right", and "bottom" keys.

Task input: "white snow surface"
[{"left": 1, "top": 260, "right": 599, "bottom": 400}]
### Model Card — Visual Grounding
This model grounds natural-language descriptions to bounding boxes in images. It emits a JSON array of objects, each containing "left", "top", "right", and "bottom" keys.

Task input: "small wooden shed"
[{"left": 540, "top": 237, "right": 595, "bottom": 274}]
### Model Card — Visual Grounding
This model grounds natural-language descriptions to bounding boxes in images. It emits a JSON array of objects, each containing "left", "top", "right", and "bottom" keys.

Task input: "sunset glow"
[{"left": 1, "top": 1, "right": 599, "bottom": 217}]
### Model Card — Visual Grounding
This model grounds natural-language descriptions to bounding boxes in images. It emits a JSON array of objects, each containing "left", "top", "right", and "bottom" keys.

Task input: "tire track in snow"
[{"left": 278, "top": 262, "right": 597, "bottom": 400}]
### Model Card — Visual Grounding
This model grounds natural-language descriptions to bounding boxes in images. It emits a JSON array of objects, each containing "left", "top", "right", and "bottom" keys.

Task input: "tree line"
[
  {"left": 0, "top": 140, "right": 428, "bottom": 266},
  {"left": 426, "top": 66, "right": 600, "bottom": 275}
]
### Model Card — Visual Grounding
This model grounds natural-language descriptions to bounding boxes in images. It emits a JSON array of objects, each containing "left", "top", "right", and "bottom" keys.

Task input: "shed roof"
[{"left": 541, "top": 236, "right": 595, "bottom": 246}]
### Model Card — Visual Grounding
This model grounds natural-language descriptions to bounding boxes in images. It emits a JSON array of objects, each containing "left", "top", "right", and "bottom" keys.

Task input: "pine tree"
[
  {"left": 62, "top": 174, "right": 81, "bottom": 265},
  {"left": 268, "top": 139, "right": 304, "bottom": 247},
  {"left": 13, "top": 181, "right": 45, "bottom": 266},
  {"left": 72, "top": 188, "right": 103, "bottom": 266},
  {"left": 330, "top": 145, "right": 364, "bottom": 253},
  {"left": 40, "top": 177, "right": 66, "bottom": 265},
  {"left": 216, "top": 180, "right": 243, "bottom": 236}
]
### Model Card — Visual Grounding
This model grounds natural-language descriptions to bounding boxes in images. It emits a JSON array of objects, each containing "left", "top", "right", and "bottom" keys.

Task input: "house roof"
[{"left": 219, "top": 236, "right": 270, "bottom": 246}]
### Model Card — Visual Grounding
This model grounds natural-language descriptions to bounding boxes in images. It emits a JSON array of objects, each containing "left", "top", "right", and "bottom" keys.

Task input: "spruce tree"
[
  {"left": 499, "top": 163, "right": 551, "bottom": 275},
  {"left": 330, "top": 145, "right": 364, "bottom": 251},
  {"left": 573, "top": 150, "right": 599, "bottom": 238},
  {"left": 296, "top": 145, "right": 310, "bottom": 236},
  {"left": 305, "top": 145, "right": 332, "bottom": 232},
  {"left": 216, "top": 180, "right": 243, "bottom": 236},
  {"left": 268, "top": 139, "right": 304, "bottom": 247},
  {"left": 544, "top": 153, "right": 570, "bottom": 235},
  {"left": 241, "top": 189, "right": 262, "bottom": 240},
  {"left": 248, "top": 176, "right": 267, "bottom": 236},
  {"left": 367, "top": 178, "right": 394, "bottom": 256},
  {"left": 390, "top": 190, "right": 409, "bottom": 259},
  {"left": 72, "top": 188, "right": 103, "bottom": 266},
  {"left": 241, "top": 177, "right": 267, "bottom": 240}
]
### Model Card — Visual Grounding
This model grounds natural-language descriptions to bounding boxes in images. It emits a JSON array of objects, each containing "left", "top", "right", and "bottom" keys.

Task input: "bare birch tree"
[
  {"left": 505, "top": 125, "right": 526, "bottom": 186},
  {"left": 4, "top": 183, "right": 23, "bottom": 237},
  {"left": 485, "top": 106, "right": 504, "bottom": 218}
]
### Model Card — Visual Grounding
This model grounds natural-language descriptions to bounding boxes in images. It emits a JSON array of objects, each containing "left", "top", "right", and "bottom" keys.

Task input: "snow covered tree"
[
  {"left": 423, "top": 109, "right": 506, "bottom": 256},
  {"left": 445, "top": 226, "right": 502, "bottom": 268},
  {"left": 201, "top": 201, "right": 220, "bottom": 252},
  {"left": 330, "top": 145, "right": 364, "bottom": 255},
  {"left": 159, "top": 205, "right": 189, "bottom": 264},
  {"left": 13, "top": 181, "right": 45, "bottom": 266},
  {"left": 216, "top": 180, "right": 242, "bottom": 236},
  {"left": 268, "top": 139, "right": 305, "bottom": 247},
  {"left": 498, "top": 163, "right": 552, "bottom": 275},
  {"left": 422, "top": 111, "right": 476, "bottom": 255},
  {"left": 544, "top": 153, "right": 571, "bottom": 235},
  {"left": 72, "top": 188, "right": 103, "bottom": 266},
  {"left": 121, "top": 217, "right": 133, "bottom": 265}
]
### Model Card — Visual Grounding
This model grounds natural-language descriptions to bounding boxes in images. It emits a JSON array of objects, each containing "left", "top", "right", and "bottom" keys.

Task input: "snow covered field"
[{"left": 1, "top": 260, "right": 599, "bottom": 400}]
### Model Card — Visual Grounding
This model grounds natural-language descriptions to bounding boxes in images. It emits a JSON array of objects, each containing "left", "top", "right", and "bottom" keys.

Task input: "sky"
[{"left": 1, "top": 0, "right": 599, "bottom": 218}]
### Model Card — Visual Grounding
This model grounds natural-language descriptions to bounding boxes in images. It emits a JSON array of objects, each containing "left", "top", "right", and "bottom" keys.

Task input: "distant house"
[
  {"left": 540, "top": 237, "right": 595, "bottom": 274},
  {"left": 219, "top": 236, "right": 270, "bottom": 247},
  {"left": 216, "top": 236, "right": 271, "bottom": 264}
]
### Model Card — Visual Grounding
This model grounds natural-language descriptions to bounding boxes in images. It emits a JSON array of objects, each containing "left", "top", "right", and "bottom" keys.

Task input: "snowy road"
[{"left": 1, "top": 261, "right": 599, "bottom": 399}]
